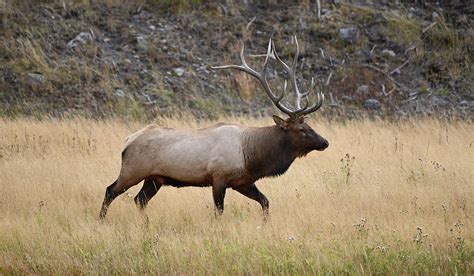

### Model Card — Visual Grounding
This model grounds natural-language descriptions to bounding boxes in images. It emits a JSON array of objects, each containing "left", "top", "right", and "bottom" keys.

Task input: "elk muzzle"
[{"left": 315, "top": 136, "right": 329, "bottom": 151}]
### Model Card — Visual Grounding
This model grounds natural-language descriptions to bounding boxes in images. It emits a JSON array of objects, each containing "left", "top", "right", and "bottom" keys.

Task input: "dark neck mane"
[{"left": 242, "top": 126, "right": 297, "bottom": 179}]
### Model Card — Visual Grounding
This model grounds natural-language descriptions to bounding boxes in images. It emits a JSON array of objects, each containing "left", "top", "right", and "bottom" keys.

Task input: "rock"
[
  {"left": 459, "top": 100, "right": 470, "bottom": 107},
  {"left": 321, "top": 8, "right": 330, "bottom": 15},
  {"left": 67, "top": 32, "right": 94, "bottom": 49},
  {"left": 197, "top": 65, "right": 210, "bottom": 74},
  {"left": 467, "top": 29, "right": 474, "bottom": 40},
  {"left": 381, "top": 49, "right": 396, "bottom": 57},
  {"left": 113, "top": 89, "right": 125, "bottom": 98},
  {"left": 149, "top": 25, "right": 156, "bottom": 31},
  {"left": 356, "top": 85, "right": 369, "bottom": 96},
  {"left": 373, "top": 12, "right": 387, "bottom": 23},
  {"left": 136, "top": 36, "right": 148, "bottom": 51},
  {"left": 365, "top": 25, "right": 386, "bottom": 43},
  {"left": 341, "top": 95, "right": 354, "bottom": 102},
  {"left": 363, "top": 98, "right": 381, "bottom": 110},
  {"left": 27, "top": 73, "right": 45, "bottom": 85},
  {"left": 321, "top": 8, "right": 331, "bottom": 19},
  {"left": 339, "top": 27, "right": 359, "bottom": 43},
  {"left": 174, "top": 67, "right": 185, "bottom": 77},
  {"left": 431, "top": 96, "right": 448, "bottom": 107}
]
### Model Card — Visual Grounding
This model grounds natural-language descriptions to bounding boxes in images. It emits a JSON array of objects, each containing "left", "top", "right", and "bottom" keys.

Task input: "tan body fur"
[{"left": 118, "top": 123, "right": 247, "bottom": 191}]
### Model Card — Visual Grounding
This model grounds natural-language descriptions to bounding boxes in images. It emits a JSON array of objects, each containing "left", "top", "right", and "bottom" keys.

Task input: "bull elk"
[{"left": 99, "top": 37, "right": 329, "bottom": 219}]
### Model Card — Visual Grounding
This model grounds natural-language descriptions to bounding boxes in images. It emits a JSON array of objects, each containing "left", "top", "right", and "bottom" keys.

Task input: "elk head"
[{"left": 212, "top": 36, "right": 329, "bottom": 153}]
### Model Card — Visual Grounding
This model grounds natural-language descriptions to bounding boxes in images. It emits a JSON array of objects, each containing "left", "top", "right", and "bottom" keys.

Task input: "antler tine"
[
  {"left": 298, "top": 77, "right": 314, "bottom": 100},
  {"left": 271, "top": 41, "right": 291, "bottom": 73},
  {"left": 259, "top": 39, "right": 294, "bottom": 115},
  {"left": 300, "top": 91, "right": 325, "bottom": 116},
  {"left": 275, "top": 37, "right": 325, "bottom": 118},
  {"left": 210, "top": 43, "right": 260, "bottom": 80},
  {"left": 294, "top": 77, "right": 320, "bottom": 117},
  {"left": 289, "top": 36, "right": 306, "bottom": 112},
  {"left": 271, "top": 36, "right": 308, "bottom": 114},
  {"left": 292, "top": 36, "right": 299, "bottom": 71},
  {"left": 297, "top": 76, "right": 325, "bottom": 116},
  {"left": 211, "top": 39, "right": 294, "bottom": 117},
  {"left": 211, "top": 37, "right": 324, "bottom": 118}
]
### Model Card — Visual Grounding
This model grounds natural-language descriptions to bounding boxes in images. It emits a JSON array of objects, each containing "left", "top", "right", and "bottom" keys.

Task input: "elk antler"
[{"left": 211, "top": 37, "right": 324, "bottom": 119}]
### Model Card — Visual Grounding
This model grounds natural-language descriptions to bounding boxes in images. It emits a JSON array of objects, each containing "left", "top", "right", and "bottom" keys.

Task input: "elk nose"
[{"left": 321, "top": 139, "right": 329, "bottom": 150}]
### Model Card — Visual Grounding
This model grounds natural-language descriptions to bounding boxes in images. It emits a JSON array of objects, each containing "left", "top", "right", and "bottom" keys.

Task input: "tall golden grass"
[{"left": 0, "top": 117, "right": 473, "bottom": 274}]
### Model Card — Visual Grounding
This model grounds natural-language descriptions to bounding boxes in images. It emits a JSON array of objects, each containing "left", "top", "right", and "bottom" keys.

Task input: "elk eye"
[{"left": 298, "top": 129, "right": 306, "bottom": 135}]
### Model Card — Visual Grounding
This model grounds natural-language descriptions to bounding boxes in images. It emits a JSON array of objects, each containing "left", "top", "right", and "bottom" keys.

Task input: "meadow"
[{"left": 0, "top": 117, "right": 472, "bottom": 274}]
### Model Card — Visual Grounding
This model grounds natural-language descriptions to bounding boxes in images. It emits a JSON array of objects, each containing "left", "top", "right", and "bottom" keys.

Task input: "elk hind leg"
[
  {"left": 134, "top": 178, "right": 163, "bottom": 210},
  {"left": 99, "top": 180, "right": 120, "bottom": 219},
  {"left": 99, "top": 175, "right": 144, "bottom": 219}
]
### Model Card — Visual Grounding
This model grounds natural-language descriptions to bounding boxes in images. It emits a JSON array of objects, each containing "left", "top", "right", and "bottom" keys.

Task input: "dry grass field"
[{"left": 0, "top": 117, "right": 473, "bottom": 274}]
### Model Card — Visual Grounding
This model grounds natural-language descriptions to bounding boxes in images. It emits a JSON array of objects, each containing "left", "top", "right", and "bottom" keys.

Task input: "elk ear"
[{"left": 273, "top": 115, "right": 289, "bottom": 130}]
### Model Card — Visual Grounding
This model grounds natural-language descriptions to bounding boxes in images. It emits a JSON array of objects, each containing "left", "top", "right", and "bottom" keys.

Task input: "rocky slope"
[{"left": 1, "top": 1, "right": 472, "bottom": 120}]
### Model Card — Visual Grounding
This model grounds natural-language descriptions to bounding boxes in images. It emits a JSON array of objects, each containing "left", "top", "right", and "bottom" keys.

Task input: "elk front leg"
[
  {"left": 212, "top": 182, "right": 227, "bottom": 217},
  {"left": 234, "top": 183, "right": 269, "bottom": 220}
]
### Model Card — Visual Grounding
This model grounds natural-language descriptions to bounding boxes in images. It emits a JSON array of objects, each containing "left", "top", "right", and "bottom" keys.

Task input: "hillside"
[{"left": 1, "top": 1, "right": 473, "bottom": 120}]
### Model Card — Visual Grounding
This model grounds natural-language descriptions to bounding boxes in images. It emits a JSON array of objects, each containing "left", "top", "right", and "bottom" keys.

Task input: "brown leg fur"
[
  {"left": 99, "top": 180, "right": 119, "bottom": 219},
  {"left": 212, "top": 181, "right": 227, "bottom": 217},
  {"left": 99, "top": 175, "right": 145, "bottom": 219},
  {"left": 233, "top": 183, "right": 269, "bottom": 219},
  {"left": 134, "top": 178, "right": 163, "bottom": 209}
]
